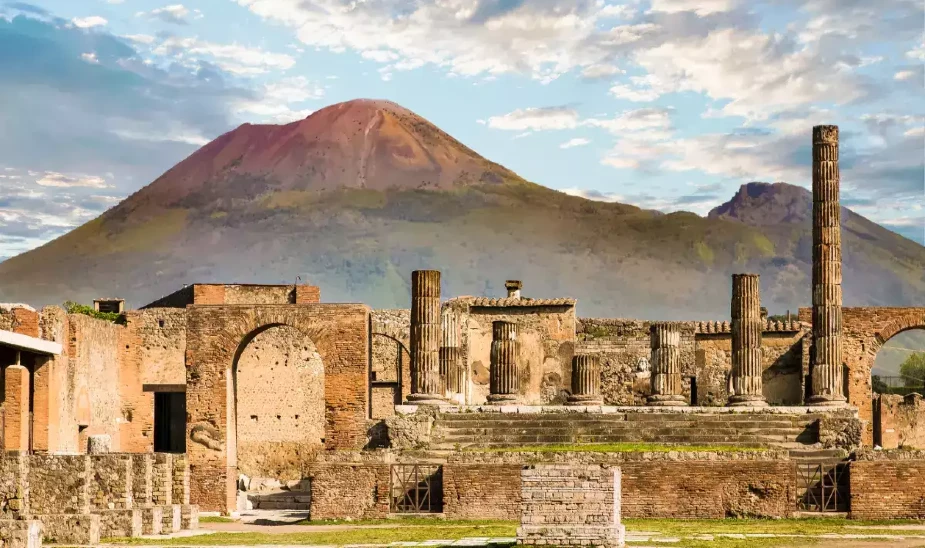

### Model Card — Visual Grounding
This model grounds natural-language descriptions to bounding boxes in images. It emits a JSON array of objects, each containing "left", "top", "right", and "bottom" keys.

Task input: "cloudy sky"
[{"left": 0, "top": 0, "right": 923, "bottom": 258}]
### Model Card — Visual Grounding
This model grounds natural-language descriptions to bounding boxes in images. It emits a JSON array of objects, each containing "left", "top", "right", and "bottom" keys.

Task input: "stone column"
[
  {"left": 406, "top": 270, "right": 446, "bottom": 404},
  {"left": 567, "top": 354, "right": 603, "bottom": 405},
  {"left": 647, "top": 323, "right": 686, "bottom": 406},
  {"left": 728, "top": 274, "right": 768, "bottom": 407},
  {"left": 809, "top": 125, "right": 847, "bottom": 406},
  {"left": 487, "top": 321, "right": 519, "bottom": 404},
  {"left": 505, "top": 280, "right": 523, "bottom": 299},
  {"left": 3, "top": 352, "right": 30, "bottom": 452},
  {"left": 440, "top": 311, "right": 462, "bottom": 396}
]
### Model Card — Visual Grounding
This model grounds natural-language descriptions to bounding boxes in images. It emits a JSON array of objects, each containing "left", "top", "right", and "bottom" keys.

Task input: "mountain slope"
[{"left": 0, "top": 99, "right": 923, "bottom": 318}]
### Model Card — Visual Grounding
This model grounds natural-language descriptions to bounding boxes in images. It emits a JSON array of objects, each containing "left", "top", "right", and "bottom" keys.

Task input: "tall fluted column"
[
  {"left": 647, "top": 323, "right": 686, "bottom": 406},
  {"left": 440, "top": 311, "right": 462, "bottom": 396},
  {"left": 728, "top": 274, "right": 768, "bottom": 407},
  {"left": 487, "top": 321, "right": 519, "bottom": 404},
  {"left": 567, "top": 354, "right": 603, "bottom": 405},
  {"left": 810, "top": 125, "right": 847, "bottom": 406},
  {"left": 406, "top": 270, "right": 446, "bottom": 404}
]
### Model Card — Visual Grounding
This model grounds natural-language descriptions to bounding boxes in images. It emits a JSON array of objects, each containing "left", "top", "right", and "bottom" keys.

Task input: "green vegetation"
[
  {"left": 293, "top": 517, "right": 512, "bottom": 527},
  {"left": 464, "top": 442, "right": 767, "bottom": 453},
  {"left": 900, "top": 352, "right": 925, "bottom": 388},
  {"left": 694, "top": 241, "right": 715, "bottom": 265},
  {"left": 63, "top": 301, "right": 125, "bottom": 324},
  {"left": 197, "top": 516, "right": 237, "bottom": 523}
]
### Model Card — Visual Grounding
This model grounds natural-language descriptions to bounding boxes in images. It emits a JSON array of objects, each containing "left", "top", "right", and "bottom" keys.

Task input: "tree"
[{"left": 899, "top": 352, "right": 925, "bottom": 388}]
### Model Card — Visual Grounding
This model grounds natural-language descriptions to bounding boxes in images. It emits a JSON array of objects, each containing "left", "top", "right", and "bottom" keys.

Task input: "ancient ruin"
[{"left": 0, "top": 126, "right": 923, "bottom": 547}]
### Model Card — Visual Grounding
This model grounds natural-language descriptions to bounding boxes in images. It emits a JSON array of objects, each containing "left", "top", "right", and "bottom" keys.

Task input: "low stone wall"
[
  {"left": 443, "top": 464, "right": 521, "bottom": 519},
  {"left": 875, "top": 394, "right": 925, "bottom": 449},
  {"left": 850, "top": 457, "right": 925, "bottom": 519},
  {"left": 28, "top": 455, "right": 91, "bottom": 515},
  {"left": 307, "top": 463, "right": 390, "bottom": 520},
  {"left": 90, "top": 455, "right": 133, "bottom": 511}
]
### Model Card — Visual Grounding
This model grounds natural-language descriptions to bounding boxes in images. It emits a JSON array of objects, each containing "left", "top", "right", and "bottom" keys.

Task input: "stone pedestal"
[
  {"left": 406, "top": 270, "right": 446, "bottom": 405},
  {"left": 487, "top": 321, "right": 519, "bottom": 405},
  {"left": 517, "top": 465, "right": 625, "bottom": 547},
  {"left": 88, "top": 435, "right": 112, "bottom": 454},
  {"left": 809, "top": 125, "right": 847, "bottom": 406},
  {"left": 567, "top": 355, "right": 603, "bottom": 405},
  {"left": 647, "top": 323, "right": 686, "bottom": 406},
  {"left": 728, "top": 274, "right": 768, "bottom": 407}
]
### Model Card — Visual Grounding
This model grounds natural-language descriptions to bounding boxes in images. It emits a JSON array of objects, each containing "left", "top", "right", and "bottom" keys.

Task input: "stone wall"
[
  {"left": 142, "top": 284, "right": 320, "bottom": 308},
  {"left": 89, "top": 455, "right": 133, "bottom": 511},
  {"left": 0, "top": 454, "right": 27, "bottom": 518},
  {"left": 875, "top": 394, "right": 925, "bottom": 449},
  {"left": 850, "top": 459, "right": 925, "bottom": 519},
  {"left": 124, "top": 309, "right": 187, "bottom": 386},
  {"left": 234, "top": 324, "right": 324, "bottom": 481},
  {"left": 443, "top": 464, "right": 521, "bottom": 519},
  {"left": 455, "top": 303, "right": 577, "bottom": 404},
  {"left": 28, "top": 455, "right": 91, "bottom": 515},
  {"left": 307, "top": 463, "right": 390, "bottom": 520},
  {"left": 371, "top": 310, "right": 411, "bottom": 416}
]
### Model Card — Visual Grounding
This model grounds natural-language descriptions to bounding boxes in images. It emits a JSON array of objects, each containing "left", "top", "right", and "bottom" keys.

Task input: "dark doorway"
[
  {"left": 687, "top": 376, "right": 698, "bottom": 406},
  {"left": 154, "top": 392, "right": 186, "bottom": 453}
]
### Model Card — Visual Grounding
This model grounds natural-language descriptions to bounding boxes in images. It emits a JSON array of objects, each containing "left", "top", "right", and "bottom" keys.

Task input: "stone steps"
[{"left": 431, "top": 412, "right": 820, "bottom": 449}]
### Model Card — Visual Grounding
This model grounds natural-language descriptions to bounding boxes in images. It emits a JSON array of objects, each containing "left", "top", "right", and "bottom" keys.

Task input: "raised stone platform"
[
  {"left": 517, "top": 464, "right": 625, "bottom": 547},
  {"left": 395, "top": 405, "right": 859, "bottom": 451}
]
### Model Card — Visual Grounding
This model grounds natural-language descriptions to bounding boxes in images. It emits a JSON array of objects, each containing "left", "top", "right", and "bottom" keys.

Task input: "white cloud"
[
  {"left": 486, "top": 107, "right": 580, "bottom": 131},
  {"left": 895, "top": 70, "right": 916, "bottom": 81},
  {"left": 648, "top": 0, "right": 737, "bottom": 15},
  {"left": 561, "top": 138, "right": 590, "bottom": 149},
  {"left": 138, "top": 4, "right": 202, "bottom": 25},
  {"left": 908, "top": 41, "right": 925, "bottom": 60},
  {"left": 34, "top": 172, "right": 110, "bottom": 188},
  {"left": 72, "top": 16, "right": 107, "bottom": 28},
  {"left": 121, "top": 34, "right": 157, "bottom": 45},
  {"left": 581, "top": 63, "right": 624, "bottom": 79},
  {"left": 80, "top": 52, "right": 99, "bottom": 64},
  {"left": 152, "top": 37, "right": 295, "bottom": 74},
  {"left": 234, "top": 77, "right": 324, "bottom": 123},
  {"left": 585, "top": 107, "right": 672, "bottom": 134}
]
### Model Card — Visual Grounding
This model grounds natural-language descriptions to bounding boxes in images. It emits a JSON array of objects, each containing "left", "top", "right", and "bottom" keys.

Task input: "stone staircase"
[{"left": 432, "top": 411, "right": 824, "bottom": 449}]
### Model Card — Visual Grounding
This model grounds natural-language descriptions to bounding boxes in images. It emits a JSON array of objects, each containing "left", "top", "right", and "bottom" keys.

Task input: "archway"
[
  {"left": 233, "top": 324, "right": 324, "bottom": 482},
  {"left": 370, "top": 333, "right": 409, "bottom": 419},
  {"left": 871, "top": 328, "right": 925, "bottom": 448}
]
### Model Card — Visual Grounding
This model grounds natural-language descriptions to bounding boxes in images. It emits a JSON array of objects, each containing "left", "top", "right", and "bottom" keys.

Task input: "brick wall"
[
  {"left": 875, "top": 394, "right": 925, "bottom": 449},
  {"left": 295, "top": 285, "right": 321, "bottom": 304},
  {"left": 152, "top": 453, "right": 173, "bottom": 506},
  {"left": 185, "top": 304, "right": 370, "bottom": 512},
  {"left": 10, "top": 307, "right": 39, "bottom": 337},
  {"left": 124, "top": 309, "right": 188, "bottom": 386},
  {"left": 89, "top": 455, "right": 133, "bottom": 511},
  {"left": 192, "top": 285, "right": 226, "bottom": 305},
  {"left": 172, "top": 454, "right": 191, "bottom": 505},
  {"left": 371, "top": 309, "right": 411, "bottom": 411},
  {"left": 443, "top": 464, "right": 522, "bottom": 519},
  {"left": 307, "top": 463, "right": 390, "bottom": 520},
  {"left": 850, "top": 460, "right": 925, "bottom": 519}
]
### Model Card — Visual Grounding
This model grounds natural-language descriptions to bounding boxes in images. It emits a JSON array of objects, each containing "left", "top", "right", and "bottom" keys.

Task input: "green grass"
[
  {"left": 103, "top": 524, "right": 516, "bottom": 545},
  {"left": 197, "top": 516, "right": 237, "bottom": 523},
  {"left": 292, "top": 517, "right": 513, "bottom": 527},
  {"left": 623, "top": 517, "right": 925, "bottom": 535},
  {"left": 464, "top": 442, "right": 768, "bottom": 453}
]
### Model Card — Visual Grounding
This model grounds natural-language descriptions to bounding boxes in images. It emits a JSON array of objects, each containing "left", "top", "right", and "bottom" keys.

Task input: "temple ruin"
[{"left": 0, "top": 126, "right": 923, "bottom": 546}]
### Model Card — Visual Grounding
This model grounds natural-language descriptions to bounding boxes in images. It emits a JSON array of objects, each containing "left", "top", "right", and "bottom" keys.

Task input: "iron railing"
[
  {"left": 796, "top": 462, "right": 849, "bottom": 512},
  {"left": 390, "top": 464, "right": 443, "bottom": 514}
]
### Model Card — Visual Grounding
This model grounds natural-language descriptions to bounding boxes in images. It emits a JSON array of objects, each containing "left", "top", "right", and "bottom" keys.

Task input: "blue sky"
[{"left": 0, "top": 0, "right": 922, "bottom": 258}]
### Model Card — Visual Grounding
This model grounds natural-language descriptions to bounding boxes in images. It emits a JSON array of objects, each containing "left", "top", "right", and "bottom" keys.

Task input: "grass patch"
[
  {"left": 103, "top": 525, "right": 516, "bottom": 545},
  {"left": 197, "top": 516, "right": 237, "bottom": 523},
  {"left": 624, "top": 517, "right": 925, "bottom": 535},
  {"left": 627, "top": 540, "right": 820, "bottom": 548},
  {"left": 465, "top": 443, "right": 768, "bottom": 453},
  {"left": 292, "top": 517, "right": 514, "bottom": 527}
]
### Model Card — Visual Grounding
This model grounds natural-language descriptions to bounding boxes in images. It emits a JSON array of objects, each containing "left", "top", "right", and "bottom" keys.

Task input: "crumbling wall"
[
  {"left": 68, "top": 315, "right": 125, "bottom": 451},
  {"left": 223, "top": 285, "right": 294, "bottom": 305},
  {"left": 443, "top": 464, "right": 521, "bottom": 519},
  {"left": 306, "top": 463, "right": 390, "bottom": 520},
  {"left": 234, "top": 324, "right": 325, "bottom": 481},
  {"left": 850, "top": 452, "right": 925, "bottom": 519},
  {"left": 370, "top": 310, "right": 410, "bottom": 418},
  {"left": 28, "top": 454, "right": 91, "bottom": 515},
  {"left": 876, "top": 394, "right": 925, "bottom": 449},
  {"left": 124, "top": 309, "right": 187, "bottom": 386},
  {"left": 462, "top": 305, "right": 576, "bottom": 404},
  {"left": 89, "top": 455, "right": 133, "bottom": 511}
]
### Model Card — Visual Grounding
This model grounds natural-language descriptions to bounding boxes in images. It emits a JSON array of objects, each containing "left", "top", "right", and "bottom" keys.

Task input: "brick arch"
[
  {"left": 873, "top": 314, "right": 925, "bottom": 350},
  {"left": 185, "top": 304, "right": 370, "bottom": 513},
  {"left": 371, "top": 320, "right": 410, "bottom": 351}
]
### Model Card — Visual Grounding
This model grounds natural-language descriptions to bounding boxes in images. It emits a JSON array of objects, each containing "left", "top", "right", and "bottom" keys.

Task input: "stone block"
[
  {"left": 0, "top": 519, "right": 42, "bottom": 548},
  {"left": 98, "top": 508, "right": 143, "bottom": 538},
  {"left": 31, "top": 513, "right": 100, "bottom": 545},
  {"left": 181, "top": 504, "right": 199, "bottom": 530},
  {"left": 88, "top": 435, "right": 113, "bottom": 454},
  {"left": 140, "top": 506, "right": 163, "bottom": 535},
  {"left": 161, "top": 504, "right": 181, "bottom": 533}
]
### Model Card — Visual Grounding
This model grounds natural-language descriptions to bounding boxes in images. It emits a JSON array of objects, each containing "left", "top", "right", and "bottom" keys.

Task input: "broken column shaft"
[
  {"left": 809, "top": 125, "right": 847, "bottom": 406},
  {"left": 487, "top": 321, "right": 519, "bottom": 404},
  {"left": 647, "top": 322, "right": 687, "bottom": 406},
  {"left": 440, "top": 311, "right": 462, "bottom": 396},
  {"left": 567, "top": 354, "right": 603, "bottom": 405},
  {"left": 728, "top": 274, "right": 768, "bottom": 407},
  {"left": 406, "top": 270, "right": 446, "bottom": 404}
]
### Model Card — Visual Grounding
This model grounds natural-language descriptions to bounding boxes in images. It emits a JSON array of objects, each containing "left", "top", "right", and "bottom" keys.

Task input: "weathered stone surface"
[
  {"left": 568, "top": 354, "right": 603, "bottom": 405},
  {"left": 180, "top": 504, "right": 199, "bottom": 530},
  {"left": 488, "top": 321, "right": 520, "bottom": 404},
  {"left": 517, "top": 465, "right": 625, "bottom": 547},
  {"left": 648, "top": 323, "right": 686, "bottom": 406},
  {"left": 819, "top": 416, "right": 863, "bottom": 452},
  {"left": 28, "top": 455, "right": 91, "bottom": 515},
  {"left": 0, "top": 519, "right": 42, "bottom": 548},
  {"left": 32, "top": 514, "right": 100, "bottom": 545},
  {"left": 98, "top": 508, "right": 143, "bottom": 538},
  {"left": 140, "top": 506, "right": 163, "bottom": 535},
  {"left": 408, "top": 270, "right": 444, "bottom": 404},
  {"left": 90, "top": 454, "right": 133, "bottom": 511},
  {"left": 850, "top": 459, "right": 925, "bottom": 519},
  {"left": 729, "top": 274, "right": 767, "bottom": 407},
  {"left": 161, "top": 504, "right": 181, "bottom": 534},
  {"left": 88, "top": 435, "right": 113, "bottom": 454},
  {"left": 383, "top": 407, "right": 436, "bottom": 449}
]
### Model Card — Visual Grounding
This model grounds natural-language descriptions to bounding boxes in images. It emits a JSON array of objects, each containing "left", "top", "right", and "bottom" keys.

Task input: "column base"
[
  {"left": 486, "top": 394, "right": 519, "bottom": 405},
  {"left": 727, "top": 395, "right": 769, "bottom": 407},
  {"left": 806, "top": 395, "right": 848, "bottom": 407},
  {"left": 405, "top": 393, "right": 449, "bottom": 405},
  {"left": 646, "top": 394, "right": 688, "bottom": 407},
  {"left": 566, "top": 394, "right": 604, "bottom": 406}
]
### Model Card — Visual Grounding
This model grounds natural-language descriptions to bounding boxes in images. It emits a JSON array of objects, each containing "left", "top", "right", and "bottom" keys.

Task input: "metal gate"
[
  {"left": 796, "top": 462, "right": 849, "bottom": 512},
  {"left": 390, "top": 464, "right": 443, "bottom": 514}
]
